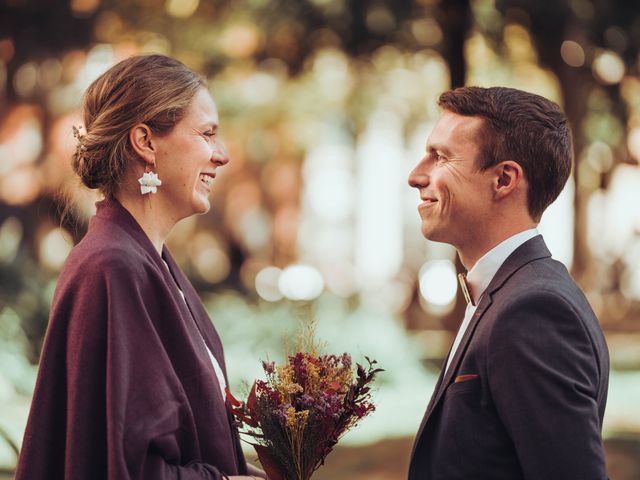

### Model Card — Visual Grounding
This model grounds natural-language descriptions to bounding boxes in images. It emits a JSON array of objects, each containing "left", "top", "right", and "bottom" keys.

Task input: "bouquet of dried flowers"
[{"left": 226, "top": 331, "right": 383, "bottom": 480}]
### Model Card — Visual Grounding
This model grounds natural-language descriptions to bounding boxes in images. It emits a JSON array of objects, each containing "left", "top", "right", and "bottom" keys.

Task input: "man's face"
[{"left": 408, "top": 111, "right": 495, "bottom": 249}]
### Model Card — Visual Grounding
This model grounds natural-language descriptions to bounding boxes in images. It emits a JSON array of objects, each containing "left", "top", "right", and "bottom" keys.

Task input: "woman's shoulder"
[{"left": 62, "top": 225, "right": 158, "bottom": 285}]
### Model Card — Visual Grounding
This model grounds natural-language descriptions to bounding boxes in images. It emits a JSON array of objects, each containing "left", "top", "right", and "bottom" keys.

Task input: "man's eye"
[{"left": 202, "top": 131, "right": 215, "bottom": 140}]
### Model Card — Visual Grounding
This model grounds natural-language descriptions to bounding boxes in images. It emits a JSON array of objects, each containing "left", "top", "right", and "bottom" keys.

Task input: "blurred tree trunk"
[{"left": 442, "top": 0, "right": 471, "bottom": 89}]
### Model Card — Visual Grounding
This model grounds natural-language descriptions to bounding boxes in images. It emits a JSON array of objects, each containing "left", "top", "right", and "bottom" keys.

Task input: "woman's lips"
[{"left": 198, "top": 173, "right": 215, "bottom": 192}]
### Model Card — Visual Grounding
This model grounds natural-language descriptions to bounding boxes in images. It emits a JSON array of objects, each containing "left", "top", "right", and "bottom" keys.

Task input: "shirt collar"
[{"left": 465, "top": 228, "right": 539, "bottom": 304}]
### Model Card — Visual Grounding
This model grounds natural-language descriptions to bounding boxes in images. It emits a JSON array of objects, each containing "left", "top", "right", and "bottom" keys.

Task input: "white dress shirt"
[{"left": 444, "top": 228, "right": 539, "bottom": 374}]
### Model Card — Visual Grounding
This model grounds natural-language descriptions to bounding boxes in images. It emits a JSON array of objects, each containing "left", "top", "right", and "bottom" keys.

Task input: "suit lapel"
[
  {"left": 410, "top": 344, "right": 448, "bottom": 461},
  {"left": 431, "top": 296, "right": 491, "bottom": 407},
  {"left": 412, "top": 236, "right": 552, "bottom": 444},
  {"left": 412, "top": 294, "right": 493, "bottom": 446}
]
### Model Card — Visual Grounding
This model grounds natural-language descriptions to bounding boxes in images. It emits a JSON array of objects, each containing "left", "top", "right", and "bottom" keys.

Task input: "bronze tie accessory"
[{"left": 458, "top": 272, "right": 476, "bottom": 307}]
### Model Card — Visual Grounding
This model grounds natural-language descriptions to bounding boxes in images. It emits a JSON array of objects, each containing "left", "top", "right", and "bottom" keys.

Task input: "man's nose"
[{"left": 408, "top": 159, "right": 429, "bottom": 188}]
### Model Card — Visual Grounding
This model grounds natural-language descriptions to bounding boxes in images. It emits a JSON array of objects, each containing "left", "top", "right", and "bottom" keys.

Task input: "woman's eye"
[{"left": 202, "top": 131, "right": 215, "bottom": 141}]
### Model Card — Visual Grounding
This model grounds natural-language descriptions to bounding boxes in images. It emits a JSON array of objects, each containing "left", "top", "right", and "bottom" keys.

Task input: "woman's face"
[{"left": 153, "top": 88, "right": 229, "bottom": 221}]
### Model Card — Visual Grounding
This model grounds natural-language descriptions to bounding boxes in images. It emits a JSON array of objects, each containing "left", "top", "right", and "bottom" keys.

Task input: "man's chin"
[
  {"left": 421, "top": 224, "right": 445, "bottom": 243},
  {"left": 420, "top": 226, "right": 434, "bottom": 240}
]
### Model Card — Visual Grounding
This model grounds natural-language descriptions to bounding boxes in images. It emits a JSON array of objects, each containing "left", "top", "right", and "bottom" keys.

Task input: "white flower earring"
[{"left": 138, "top": 165, "right": 162, "bottom": 195}]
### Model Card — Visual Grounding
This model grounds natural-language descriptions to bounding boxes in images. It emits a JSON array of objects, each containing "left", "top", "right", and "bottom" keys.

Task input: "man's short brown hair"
[{"left": 438, "top": 86, "right": 573, "bottom": 221}]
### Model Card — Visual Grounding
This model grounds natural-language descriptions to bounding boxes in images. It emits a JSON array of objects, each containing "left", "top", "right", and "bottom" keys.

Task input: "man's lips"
[{"left": 418, "top": 197, "right": 438, "bottom": 211}]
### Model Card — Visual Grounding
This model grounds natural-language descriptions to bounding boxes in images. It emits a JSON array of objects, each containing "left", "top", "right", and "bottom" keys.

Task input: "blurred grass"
[
  {"left": 250, "top": 435, "right": 640, "bottom": 480},
  {"left": 1, "top": 433, "right": 638, "bottom": 479}
]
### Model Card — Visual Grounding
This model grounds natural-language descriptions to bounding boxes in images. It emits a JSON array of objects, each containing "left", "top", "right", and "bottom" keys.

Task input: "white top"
[
  {"left": 444, "top": 228, "right": 539, "bottom": 374},
  {"left": 162, "top": 261, "right": 227, "bottom": 400}
]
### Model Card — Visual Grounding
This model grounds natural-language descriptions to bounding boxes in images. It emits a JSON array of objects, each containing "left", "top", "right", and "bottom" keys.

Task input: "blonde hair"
[{"left": 72, "top": 54, "right": 205, "bottom": 197}]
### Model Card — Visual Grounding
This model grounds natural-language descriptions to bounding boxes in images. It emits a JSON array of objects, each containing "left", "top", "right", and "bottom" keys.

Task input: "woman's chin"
[{"left": 191, "top": 196, "right": 211, "bottom": 215}]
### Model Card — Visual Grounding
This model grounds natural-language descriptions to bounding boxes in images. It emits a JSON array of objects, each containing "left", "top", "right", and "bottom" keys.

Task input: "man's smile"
[{"left": 418, "top": 197, "right": 438, "bottom": 212}]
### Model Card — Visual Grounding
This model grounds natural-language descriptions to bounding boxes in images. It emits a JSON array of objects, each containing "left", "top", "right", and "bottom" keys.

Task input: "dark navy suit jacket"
[{"left": 408, "top": 236, "right": 609, "bottom": 479}]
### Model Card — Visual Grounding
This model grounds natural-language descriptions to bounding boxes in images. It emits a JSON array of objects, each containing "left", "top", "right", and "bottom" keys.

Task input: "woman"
[{"left": 16, "top": 54, "right": 265, "bottom": 480}]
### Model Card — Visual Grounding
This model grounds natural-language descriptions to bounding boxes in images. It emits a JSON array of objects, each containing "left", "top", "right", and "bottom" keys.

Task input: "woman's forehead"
[{"left": 186, "top": 88, "right": 219, "bottom": 124}]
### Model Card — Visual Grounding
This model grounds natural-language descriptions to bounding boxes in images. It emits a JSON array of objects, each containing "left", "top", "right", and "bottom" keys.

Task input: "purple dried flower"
[
  {"left": 319, "top": 392, "right": 343, "bottom": 419},
  {"left": 274, "top": 403, "right": 291, "bottom": 425},
  {"left": 268, "top": 389, "right": 282, "bottom": 404},
  {"left": 341, "top": 353, "right": 352, "bottom": 369},
  {"left": 291, "top": 352, "right": 309, "bottom": 387},
  {"left": 296, "top": 394, "right": 314, "bottom": 410},
  {"left": 354, "top": 403, "right": 375, "bottom": 418},
  {"left": 262, "top": 360, "right": 276, "bottom": 375}
]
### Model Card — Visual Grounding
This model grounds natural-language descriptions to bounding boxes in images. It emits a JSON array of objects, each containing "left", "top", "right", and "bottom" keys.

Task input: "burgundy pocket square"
[{"left": 454, "top": 374, "right": 479, "bottom": 383}]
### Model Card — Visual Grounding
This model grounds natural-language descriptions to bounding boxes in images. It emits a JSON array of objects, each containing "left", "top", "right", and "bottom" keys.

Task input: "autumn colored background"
[{"left": 1, "top": 0, "right": 639, "bottom": 478}]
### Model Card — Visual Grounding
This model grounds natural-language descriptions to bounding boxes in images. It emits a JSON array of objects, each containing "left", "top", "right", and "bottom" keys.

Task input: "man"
[{"left": 407, "top": 86, "right": 609, "bottom": 479}]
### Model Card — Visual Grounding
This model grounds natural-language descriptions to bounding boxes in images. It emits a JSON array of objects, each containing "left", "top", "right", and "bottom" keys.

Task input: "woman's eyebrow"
[{"left": 198, "top": 120, "right": 219, "bottom": 130}]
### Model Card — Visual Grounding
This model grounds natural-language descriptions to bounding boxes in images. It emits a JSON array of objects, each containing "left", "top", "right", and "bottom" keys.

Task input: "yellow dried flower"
[
  {"left": 277, "top": 365, "right": 293, "bottom": 383},
  {"left": 286, "top": 407, "right": 309, "bottom": 429},
  {"left": 306, "top": 362, "right": 321, "bottom": 394},
  {"left": 274, "top": 364, "right": 296, "bottom": 401},
  {"left": 285, "top": 383, "right": 303, "bottom": 395}
]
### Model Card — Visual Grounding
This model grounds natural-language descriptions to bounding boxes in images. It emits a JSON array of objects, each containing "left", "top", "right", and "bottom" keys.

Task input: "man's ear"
[
  {"left": 129, "top": 124, "right": 156, "bottom": 166},
  {"left": 493, "top": 160, "right": 524, "bottom": 199}
]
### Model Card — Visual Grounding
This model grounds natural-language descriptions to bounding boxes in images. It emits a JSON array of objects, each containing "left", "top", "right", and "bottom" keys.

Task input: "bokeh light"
[
  {"left": 165, "top": 0, "right": 199, "bottom": 18},
  {"left": 627, "top": 128, "right": 640, "bottom": 162},
  {"left": 0, "top": 217, "right": 22, "bottom": 263},
  {"left": 561, "top": 40, "right": 585, "bottom": 67},
  {"left": 592, "top": 50, "right": 625, "bottom": 85},
  {"left": 189, "top": 231, "right": 231, "bottom": 284},
  {"left": 278, "top": 264, "right": 325, "bottom": 301},
  {"left": 255, "top": 266, "right": 283, "bottom": 302},
  {"left": 418, "top": 260, "right": 457, "bottom": 308},
  {"left": 38, "top": 228, "right": 73, "bottom": 271}
]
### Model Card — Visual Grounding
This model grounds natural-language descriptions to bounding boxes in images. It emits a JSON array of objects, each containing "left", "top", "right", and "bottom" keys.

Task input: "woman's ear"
[
  {"left": 494, "top": 160, "right": 524, "bottom": 199},
  {"left": 129, "top": 124, "right": 156, "bottom": 166}
]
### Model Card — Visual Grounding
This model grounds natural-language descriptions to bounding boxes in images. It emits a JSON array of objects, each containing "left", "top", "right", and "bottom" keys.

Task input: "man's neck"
[{"left": 458, "top": 222, "right": 538, "bottom": 271}]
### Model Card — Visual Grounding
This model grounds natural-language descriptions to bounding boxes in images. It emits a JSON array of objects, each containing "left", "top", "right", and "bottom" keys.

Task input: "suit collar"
[
  {"left": 483, "top": 234, "right": 551, "bottom": 300},
  {"left": 466, "top": 228, "right": 539, "bottom": 304}
]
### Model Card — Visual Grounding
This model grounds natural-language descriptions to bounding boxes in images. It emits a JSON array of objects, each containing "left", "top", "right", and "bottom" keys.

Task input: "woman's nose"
[{"left": 212, "top": 140, "right": 230, "bottom": 166}]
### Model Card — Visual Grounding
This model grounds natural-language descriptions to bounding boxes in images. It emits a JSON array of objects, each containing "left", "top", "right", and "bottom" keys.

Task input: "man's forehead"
[{"left": 427, "top": 111, "right": 484, "bottom": 145}]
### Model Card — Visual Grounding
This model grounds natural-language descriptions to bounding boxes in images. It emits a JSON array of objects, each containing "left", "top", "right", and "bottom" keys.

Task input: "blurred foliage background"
[{"left": 1, "top": 0, "right": 640, "bottom": 478}]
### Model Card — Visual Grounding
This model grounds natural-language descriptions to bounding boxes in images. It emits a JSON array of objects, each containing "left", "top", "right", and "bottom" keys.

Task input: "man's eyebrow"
[
  {"left": 199, "top": 122, "right": 218, "bottom": 130},
  {"left": 426, "top": 143, "right": 453, "bottom": 156}
]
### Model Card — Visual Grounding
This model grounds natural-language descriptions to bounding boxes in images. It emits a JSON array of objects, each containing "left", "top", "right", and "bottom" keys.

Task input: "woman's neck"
[{"left": 115, "top": 192, "right": 175, "bottom": 255}]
